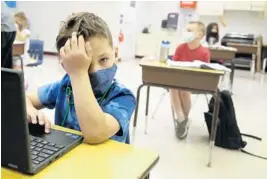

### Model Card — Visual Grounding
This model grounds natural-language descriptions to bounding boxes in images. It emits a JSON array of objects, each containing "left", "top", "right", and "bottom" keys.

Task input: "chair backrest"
[{"left": 28, "top": 39, "right": 44, "bottom": 64}]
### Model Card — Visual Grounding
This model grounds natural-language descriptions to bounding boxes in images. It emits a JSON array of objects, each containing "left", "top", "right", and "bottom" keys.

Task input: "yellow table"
[
  {"left": 133, "top": 59, "right": 224, "bottom": 167},
  {"left": 1, "top": 126, "right": 159, "bottom": 179}
]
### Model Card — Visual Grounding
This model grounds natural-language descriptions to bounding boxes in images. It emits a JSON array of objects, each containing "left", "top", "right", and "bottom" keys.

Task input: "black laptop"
[{"left": 1, "top": 68, "right": 83, "bottom": 174}]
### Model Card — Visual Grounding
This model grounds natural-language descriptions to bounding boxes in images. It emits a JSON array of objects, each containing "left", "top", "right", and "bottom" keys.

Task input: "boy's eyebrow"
[{"left": 99, "top": 53, "right": 110, "bottom": 58}]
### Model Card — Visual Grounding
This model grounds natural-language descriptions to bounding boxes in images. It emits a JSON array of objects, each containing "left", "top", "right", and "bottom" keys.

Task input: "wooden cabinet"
[
  {"left": 197, "top": 2, "right": 224, "bottom": 16},
  {"left": 251, "top": 1, "right": 266, "bottom": 11},
  {"left": 223, "top": 1, "right": 266, "bottom": 12},
  {"left": 224, "top": 1, "right": 251, "bottom": 11}
]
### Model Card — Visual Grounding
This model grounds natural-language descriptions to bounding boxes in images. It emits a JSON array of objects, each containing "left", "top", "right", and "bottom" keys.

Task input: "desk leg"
[
  {"left": 145, "top": 86, "right": 150, "bottom": 134},
  {"left": 208, "top": 89, "right": 220, "bottom": 167},
  {"left": 229, "top": 61, "right": 235, "bottom": 94},
  {"left": 133, "top": 84, "right": 145, "bottom": 127},
  {"left": 250, "top": 54, "right": 256, "bottom": 79},
  {"left": 144, "top": 173, "right": 150, "bottom": 179},
  {"left": 19, "top": 56, "right": 24, "bottom": 72}
]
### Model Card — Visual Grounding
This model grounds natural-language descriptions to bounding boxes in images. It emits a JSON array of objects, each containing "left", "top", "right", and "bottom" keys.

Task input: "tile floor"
[{"left": 24, "top": 56, "right": 267, "bottom": 179}]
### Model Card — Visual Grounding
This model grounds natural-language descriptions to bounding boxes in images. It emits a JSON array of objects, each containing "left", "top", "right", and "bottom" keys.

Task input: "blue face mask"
[{"left": 89, "top": 64, "right": 117, "bottom": 98}]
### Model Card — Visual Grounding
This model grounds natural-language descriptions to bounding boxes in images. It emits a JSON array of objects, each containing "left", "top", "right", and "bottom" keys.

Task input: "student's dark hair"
[
  {"left": 206, "top": 22, "right": 219, "bottom": 43},
  {"left": 56, "top": 12, "right": 113, "bottom": 52}
]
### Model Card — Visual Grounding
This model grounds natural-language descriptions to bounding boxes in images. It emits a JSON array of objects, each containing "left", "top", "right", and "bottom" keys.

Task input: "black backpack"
[{"left": 204, "top": 90, "right": 267, "bottom": 160}]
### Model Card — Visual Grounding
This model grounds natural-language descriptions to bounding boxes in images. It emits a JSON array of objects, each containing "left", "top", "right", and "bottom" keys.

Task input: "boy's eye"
[{"left": 100, "top": 58, "right": 109, "bottom": 63}]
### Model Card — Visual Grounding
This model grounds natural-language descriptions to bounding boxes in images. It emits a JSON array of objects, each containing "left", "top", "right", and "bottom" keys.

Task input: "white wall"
[
  {"left": 200, "top": 11, "right": 267, "bottom": 44},
  {"left": 16, "top": 1, "right": 129, "bottom": 52},
  {"left": 135, "top": 2, "right": 267, "bottom": 44},
  {"left": 15, "top": 1, "right": 267, "bottom": 56}
]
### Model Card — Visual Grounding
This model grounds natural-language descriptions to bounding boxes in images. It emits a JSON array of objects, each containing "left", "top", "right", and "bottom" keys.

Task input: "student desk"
[
  {"left": 133, "top": 60, "right": 224, "bottom": 167},
  {"left": 12, "top": 41, "right": 25, "bottom": 71},
  {"left": 209, "top": 48, "right": 236, "bottom": 91},
  {"left": 1, "top": 126, "right": 159, "bottom": 179},
  {"left": 227, "top": 43, "right": 259, "bottom": 73}
]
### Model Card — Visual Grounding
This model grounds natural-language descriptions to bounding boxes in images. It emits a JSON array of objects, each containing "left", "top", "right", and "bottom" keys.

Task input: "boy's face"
[
  {"left": 186, "top": 23, "right": 203, "bottom": 43},
  {"left": 87, "top": 37, "right": 115, "bottom": 73}
]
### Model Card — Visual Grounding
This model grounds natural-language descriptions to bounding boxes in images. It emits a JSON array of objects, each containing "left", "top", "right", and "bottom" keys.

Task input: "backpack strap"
[
  {"left": 241, "top": 133, "right": 262, "bottom": 141},
  {"left": 240, "top": 133, "right": 267, "bottom": 160},
  {"left": 240, "top": 149, "right": 267, "bottom": 160}
]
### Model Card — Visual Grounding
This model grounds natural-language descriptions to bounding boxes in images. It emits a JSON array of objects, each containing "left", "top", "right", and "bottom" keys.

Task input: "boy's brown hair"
[
  {"left": 188, "top": 21, "right": 206, "bottom": 37},
  {"left": 56, "top": 12, "right": 113, "bottom": 52}
]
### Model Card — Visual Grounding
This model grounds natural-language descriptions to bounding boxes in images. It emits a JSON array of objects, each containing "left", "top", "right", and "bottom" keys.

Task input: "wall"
[
  {"left": 16, "top": 1, "right": 129, "bottom": 53},
  {"left": 135, "top": 2, "right": 267, "bottom": 44},
  {"left": 200, "top": 11, "right": 267, "bottom": 44}
]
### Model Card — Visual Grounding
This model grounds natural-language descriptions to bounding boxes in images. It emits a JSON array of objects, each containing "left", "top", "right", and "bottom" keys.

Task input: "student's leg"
[
  {"left": 169, "top": 89, "right": 184, "bottom": 121},
  {"left": 170, "top": 89, "right": 191, "bottom": 139},
  {"left": 179, "top": 91, "right": 191, "bottom": 119}
]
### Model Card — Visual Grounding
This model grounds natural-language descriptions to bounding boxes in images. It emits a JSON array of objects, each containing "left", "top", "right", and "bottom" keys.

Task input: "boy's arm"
[
  {"left": 70, "top": 73, "right": 120, "bottom": 144},
  {"left": 172, "top": 44, "right": 183, "bottom": 61},
  {"left": 203, "top": 48, "right": 211, "bottom": 63},
  {"left": 26, "top": 92, "right": 44, "bottom": 110}
]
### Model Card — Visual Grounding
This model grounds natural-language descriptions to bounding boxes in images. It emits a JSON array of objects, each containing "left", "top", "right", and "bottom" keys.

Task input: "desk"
[
  {"left": 1, "top": 126, "right": 159, "bottom": 179},
  {"left": 210, "top": 48, "right": 236, "bottom": 91},
  {"left": 12, "top": 41, "right": 25, "bottom": 71},
  {"left": 133, "top": 60, "right": 224, "bottom": 167},
  {"left": 227, "top": 43, "right": 259, "bottom": 73}
]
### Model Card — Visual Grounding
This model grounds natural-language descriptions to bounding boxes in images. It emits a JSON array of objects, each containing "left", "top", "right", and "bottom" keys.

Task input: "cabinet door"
[
  {"left": 251, "top": 1, "right": 265, "bottom": 11},
  {"left": 197, "top": 2, "right": 224, "bottom": 16},
  {"left": 224, "top": 1, "right": 251, "bottom": 11}
]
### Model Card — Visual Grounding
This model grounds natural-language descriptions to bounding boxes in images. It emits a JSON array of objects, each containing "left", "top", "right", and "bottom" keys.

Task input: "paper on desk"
[
  {"left": 209, "top": 45, "right": 237, "bottom": 51},
  {"left": 167, "top": 60, "right": 231, "bottom": 72}
]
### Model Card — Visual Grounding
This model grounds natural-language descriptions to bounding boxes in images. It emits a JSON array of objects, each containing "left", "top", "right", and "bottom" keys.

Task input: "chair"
[
  {"left": 26, "top": 39, "right": 44, "bottom": 67},
  {"left": 24, "top": 39, "right": 44, "bottom": 89},
  {"left": 145, "top": 55, "right": 210, "bottom": 134}
]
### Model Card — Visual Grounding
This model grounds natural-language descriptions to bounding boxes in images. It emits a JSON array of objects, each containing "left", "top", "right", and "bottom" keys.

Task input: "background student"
[
  {"left": 170, "top": 21, "right": 210, "bottom": 139},
  {"left": 13, "top": 11, "right": 31, "bottom": 70}
]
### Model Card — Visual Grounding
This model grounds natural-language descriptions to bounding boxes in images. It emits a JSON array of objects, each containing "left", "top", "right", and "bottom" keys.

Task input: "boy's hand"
[
  {"left": 60, "top": 32, "right": 92, "bottom": 76},
  {"left": 27, "top": 106, "right": 52, "bottom": 133}
]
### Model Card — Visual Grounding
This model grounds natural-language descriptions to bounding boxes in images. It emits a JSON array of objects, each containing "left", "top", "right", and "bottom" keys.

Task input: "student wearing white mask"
[{"left": 170, "top": 21, "right": 210, "bottom": 139}]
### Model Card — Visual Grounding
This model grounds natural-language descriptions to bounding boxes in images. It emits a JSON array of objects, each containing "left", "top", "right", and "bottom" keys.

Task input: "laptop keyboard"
[{"left": 30, "top": 138, "right": 65, "bottom": 165}]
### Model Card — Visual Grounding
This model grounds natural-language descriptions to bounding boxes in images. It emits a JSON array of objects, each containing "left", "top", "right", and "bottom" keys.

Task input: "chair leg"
[
  {"left": 151, "top": 91, "right": 169, "bottom": 119},
  {"left": 262, "top": 58, "right": 266, "bottom": 74}
]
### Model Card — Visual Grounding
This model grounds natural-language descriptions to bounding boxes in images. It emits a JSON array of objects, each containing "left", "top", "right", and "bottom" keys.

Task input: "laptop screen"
[{"left": 1, "top": 68, "right": 31, "bottom": 171}]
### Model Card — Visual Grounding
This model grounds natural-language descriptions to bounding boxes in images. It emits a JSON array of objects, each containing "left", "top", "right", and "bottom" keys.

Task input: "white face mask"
[{"left": 183, "top": 31, "right": 195, "bottom": 43}]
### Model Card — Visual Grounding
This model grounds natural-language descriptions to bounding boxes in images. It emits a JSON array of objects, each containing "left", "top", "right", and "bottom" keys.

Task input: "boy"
[
  {"left": 170, "top": 21, "right": 210, "bottom": 139},
  {"left": 26, "top": 12, "right": 136, "bottom": 144}
]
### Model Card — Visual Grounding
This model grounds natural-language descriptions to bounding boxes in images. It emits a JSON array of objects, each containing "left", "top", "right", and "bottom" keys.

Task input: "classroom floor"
[{"left": 24, "top": 56, "right": 267, "bottom": 179}]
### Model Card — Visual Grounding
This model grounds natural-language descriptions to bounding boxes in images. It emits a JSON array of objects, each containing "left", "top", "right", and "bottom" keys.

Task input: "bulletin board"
[{"left": 5, "top": 1, "right": 16, "bottom": 8}]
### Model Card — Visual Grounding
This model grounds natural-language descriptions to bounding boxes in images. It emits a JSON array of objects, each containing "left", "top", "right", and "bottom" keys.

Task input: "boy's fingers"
[
  {"left": 64, "top": 39, "right": 71, "bottom": 53},
  {"left": 30, "top": 111, "right": 38, "bottom": 124},
  {"left": 85, "top": 42, "right": 92, "bottom": 58},
  {"left": 71, "top": 32, "right": 78, "bottom": 51},
  {"left": 37, "top": 112, "right": 45, "bottom": 125},
  {"left": 44, "top": 116, "right": 51, "bottom": 133},
  {"left": 78, "top": 35, "right": 85, "bottom": 51}
]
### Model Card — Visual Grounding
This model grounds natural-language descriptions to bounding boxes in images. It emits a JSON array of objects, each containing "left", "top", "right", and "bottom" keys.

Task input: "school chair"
[
  {"left": 26, "top": 39, "right": 44, "bottom": 67},
  {"left": 25, "top": 39, "right": 44, "bottom": 89}
]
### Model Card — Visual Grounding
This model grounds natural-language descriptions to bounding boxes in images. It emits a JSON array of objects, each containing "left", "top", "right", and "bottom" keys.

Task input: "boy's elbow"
[{"left": 82, "top": 134, "right": 108, "bottom": 145}]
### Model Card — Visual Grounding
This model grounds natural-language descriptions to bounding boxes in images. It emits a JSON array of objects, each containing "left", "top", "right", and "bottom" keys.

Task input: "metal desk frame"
[{"left": 133, "top": 62, "right": 222, "bottom": 167}]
